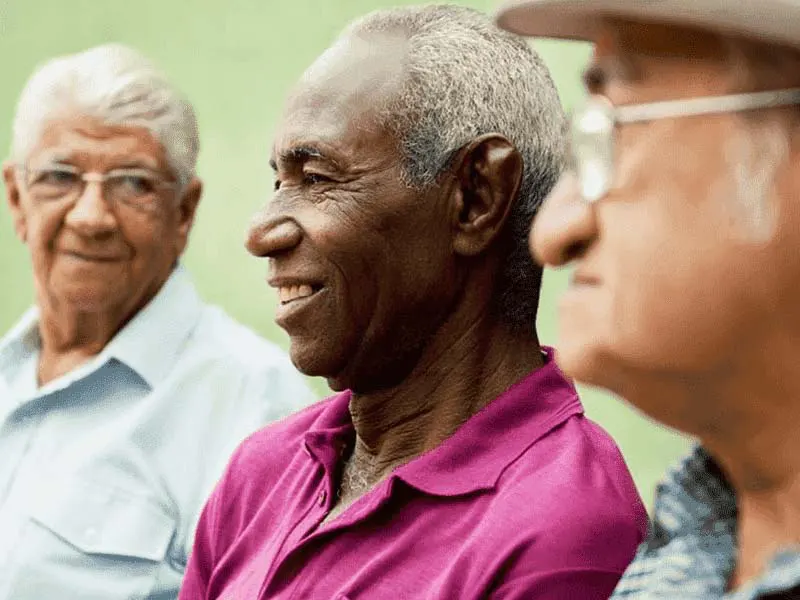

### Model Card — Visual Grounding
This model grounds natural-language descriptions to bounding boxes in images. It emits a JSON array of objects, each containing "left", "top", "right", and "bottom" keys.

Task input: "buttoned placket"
[{"left": 257, "top": 440, "right": 396, "bottom": 600}]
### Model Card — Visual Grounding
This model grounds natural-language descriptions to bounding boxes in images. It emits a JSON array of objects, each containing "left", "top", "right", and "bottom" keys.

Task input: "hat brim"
[{"left": 495, "top": 0, "right": 800, "bottom": 49}]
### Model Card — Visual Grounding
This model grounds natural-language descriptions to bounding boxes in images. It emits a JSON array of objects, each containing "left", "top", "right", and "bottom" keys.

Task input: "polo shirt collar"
[{"left": 303, "top": 347, "right": 584, "bottom": 498}]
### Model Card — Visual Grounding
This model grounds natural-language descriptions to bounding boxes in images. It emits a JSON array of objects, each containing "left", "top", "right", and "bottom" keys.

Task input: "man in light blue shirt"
[{"left": 0, "top": 44, "right": 313, "bottom": 599}]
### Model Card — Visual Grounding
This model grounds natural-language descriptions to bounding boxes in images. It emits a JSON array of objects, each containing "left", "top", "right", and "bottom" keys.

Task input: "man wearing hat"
[{"left": 496, "top": 1, "right": 800, "bottom": 598}]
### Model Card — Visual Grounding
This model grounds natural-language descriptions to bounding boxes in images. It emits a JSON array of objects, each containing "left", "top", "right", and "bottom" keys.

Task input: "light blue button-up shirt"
[{"left": 0, "top": 266, "right": 314, "bottom": 600}]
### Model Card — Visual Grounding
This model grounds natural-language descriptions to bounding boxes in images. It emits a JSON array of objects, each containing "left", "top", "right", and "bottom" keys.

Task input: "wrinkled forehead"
[
  {"left": 273, "top": 32, "right": 409, "bottom": 161},
  {"left": 26, "top": 114, "right": 167, "bottom": 170}
]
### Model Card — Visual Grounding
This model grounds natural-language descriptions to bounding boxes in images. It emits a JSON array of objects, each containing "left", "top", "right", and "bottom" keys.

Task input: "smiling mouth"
[
  {"left": 570, "top": 271, "right": 601, "bottom": 287},
  {"left": 278, "top": 284, "right": 323, "bottom": 305},
  {"left": 65, "top": 251, "right": 124, "bottom": 263}
]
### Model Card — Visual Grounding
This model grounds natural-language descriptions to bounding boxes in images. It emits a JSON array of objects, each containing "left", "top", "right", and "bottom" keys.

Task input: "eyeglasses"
[
  {"left": 18, "top": 164, "right": 177, "bottom": 213},
  {"left": 569, "top": 87, "right": 800, "bottom": 203}
]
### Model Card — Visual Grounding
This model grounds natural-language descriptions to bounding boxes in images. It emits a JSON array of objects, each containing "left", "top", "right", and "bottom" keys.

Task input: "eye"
[
  {"left": 303, "top": 173, "right": 331, "bottom": 186},
  {"left": 274, "top": 179, "right": 282, "bottom": 191},
  {"left": 115, "top": 174, "right": 157, "bottom": 196},
  {"left": 33, "top": 168, "right": 79, "bottom": 187}
]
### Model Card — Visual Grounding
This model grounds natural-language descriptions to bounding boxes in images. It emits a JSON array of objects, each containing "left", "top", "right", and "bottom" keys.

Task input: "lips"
[
  {"left": 570, "top": 270, "right": 601, "bottom": 286},
  {"left": 278, "top": 284, "right": 315, "bottom": 304},
  {"left": 269, "top": 277, "right": 326, "bottom": 327},
  {"left": 63, "top": 250, "right": 125, "bottom": 263}
]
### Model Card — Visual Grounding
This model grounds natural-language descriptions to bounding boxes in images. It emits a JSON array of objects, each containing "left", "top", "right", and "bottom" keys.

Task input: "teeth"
[{"left": 279, "top": 284, "right": 315, "bottom": 304}]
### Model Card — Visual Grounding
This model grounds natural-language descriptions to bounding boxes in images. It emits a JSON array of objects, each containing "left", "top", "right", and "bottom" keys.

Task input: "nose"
[
  {"left": 245, "top": 210, "right": 303, "bottom": 258},
  {"left": 63, "top": 180, "right": 118, "bottom": 237},
  {"left": 530, "top": 172, "right": 598, "bottom": 267}
]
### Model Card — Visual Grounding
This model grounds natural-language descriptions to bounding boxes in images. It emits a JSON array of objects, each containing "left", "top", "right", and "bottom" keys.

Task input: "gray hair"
[
  {"left": 343, "top": 5, "right": 566, "bottom": 331},
  {"left": 10, "top": 43, "right": 199, "bottom": 188}
]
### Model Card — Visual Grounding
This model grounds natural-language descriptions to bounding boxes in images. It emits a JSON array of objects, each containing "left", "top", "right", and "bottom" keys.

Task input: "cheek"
[
  {"left": 24, "top": 207, "right": 64, "bottom": 267},
  {"left": 602, "top": 184, "right": 760, "bottom": 372},
  {"left": 122, "top": 216, "right": 175, "bottom": 266}
]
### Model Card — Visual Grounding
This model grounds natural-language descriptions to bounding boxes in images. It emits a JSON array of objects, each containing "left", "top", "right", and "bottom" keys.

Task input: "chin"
[
  {"left": 288, "top": 336, "right": 348, "bottom": 382},
  {"left": 59, "top": 289, "right": 120, "bottom": 313},
  {"left": 552, "top": 334, "right": 620, "bottom": 390}
]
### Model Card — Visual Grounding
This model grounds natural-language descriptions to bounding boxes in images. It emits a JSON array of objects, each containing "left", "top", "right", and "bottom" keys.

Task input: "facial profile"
[{"left": 529, "top": 21, "right": 800, "bottom": 418}]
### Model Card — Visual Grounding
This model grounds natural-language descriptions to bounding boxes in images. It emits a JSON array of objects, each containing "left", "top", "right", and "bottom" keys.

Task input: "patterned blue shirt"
[
  {"left": 0, "top": 266, "right": 314, "bottom": 600},
  {"left": 612, "top": 446, "right": 800, "bottom": 599}
]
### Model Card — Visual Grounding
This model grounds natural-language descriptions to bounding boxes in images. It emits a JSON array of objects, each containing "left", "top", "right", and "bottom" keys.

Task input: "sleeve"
[
  {"left": 175, "top": 360, "right": 315, "bottom": 567},
  {"left": 490, "top": 567, "right": 625, "bottom": 600},
  {"left": 178, "top": 477, "right": 223, "bottom": 600}
]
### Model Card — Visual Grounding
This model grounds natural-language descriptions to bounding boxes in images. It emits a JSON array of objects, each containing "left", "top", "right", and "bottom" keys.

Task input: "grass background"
[{"left": 0, "top": 0, "right": 688, "bottom": 506}]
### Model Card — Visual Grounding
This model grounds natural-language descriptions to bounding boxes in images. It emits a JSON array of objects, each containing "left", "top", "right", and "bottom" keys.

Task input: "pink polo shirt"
[{"left": 180, "top": 349, "right": 647, "bottom": 599}]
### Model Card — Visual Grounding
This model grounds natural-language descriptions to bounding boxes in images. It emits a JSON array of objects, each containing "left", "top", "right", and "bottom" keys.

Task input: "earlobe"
[{"left": 451, "top": 134, "right": 523, "bottom": 257}]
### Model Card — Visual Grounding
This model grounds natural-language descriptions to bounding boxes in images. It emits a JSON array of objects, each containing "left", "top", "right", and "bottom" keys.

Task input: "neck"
[
  {"left": 704, "top": 351, "right": 800, "bottom": 590},
  {"left": 620, "top": 335, "right": 800, "bottom": 589},
  {"left": 36, "top": 295, "right": 138, "bottom": 385},
  {"left": 347, "top": 312, "right": 544, "bottom": 479}
]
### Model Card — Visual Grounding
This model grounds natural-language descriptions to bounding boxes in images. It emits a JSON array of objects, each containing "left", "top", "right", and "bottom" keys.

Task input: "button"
[{"left": 318, "top": 490, "right": 327, "bottom": 506}]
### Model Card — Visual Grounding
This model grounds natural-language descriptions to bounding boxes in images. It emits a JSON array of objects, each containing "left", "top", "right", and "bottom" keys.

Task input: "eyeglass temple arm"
[{"left": 614, "top": 87, "right": 800, "bottom": 124}]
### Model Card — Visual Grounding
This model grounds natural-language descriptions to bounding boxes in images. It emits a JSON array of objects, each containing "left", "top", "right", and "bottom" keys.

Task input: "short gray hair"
[
  {"left": 10, "top": 43, "right": 199, "bottom": 188},
  {"left": 343, "top": 5, "right": 566, "bottom": 331}
]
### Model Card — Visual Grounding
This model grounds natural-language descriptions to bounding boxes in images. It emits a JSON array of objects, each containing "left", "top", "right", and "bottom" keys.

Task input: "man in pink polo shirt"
[{"left": 179, "top": 6, "right": 647, "bottom": 599}]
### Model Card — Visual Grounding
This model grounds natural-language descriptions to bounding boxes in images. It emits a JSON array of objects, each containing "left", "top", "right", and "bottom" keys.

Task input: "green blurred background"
[{"left": 0, "top": 0, "right": 688, "bottom": 505}]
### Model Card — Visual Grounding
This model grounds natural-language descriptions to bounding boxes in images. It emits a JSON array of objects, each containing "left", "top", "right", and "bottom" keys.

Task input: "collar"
[
  {"left": 651, "top": 445, "right": 737, "bottom": 544},
  {"left": 303, "top": 347, "right": 584, "bottom": 497},
  {"left": 100, "top": 265, "right": 204, "bottom": 387},
  {"left": 621, "top": 446, "right": 800, "bottom": 598},
  {"left": 0, "top": 265, "right": 203, "bottom": 390}
]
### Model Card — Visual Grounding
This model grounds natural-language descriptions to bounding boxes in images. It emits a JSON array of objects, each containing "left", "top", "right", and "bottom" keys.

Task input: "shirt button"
[{"left": 318, "top": 490, "right": 327, "bottom": 506}]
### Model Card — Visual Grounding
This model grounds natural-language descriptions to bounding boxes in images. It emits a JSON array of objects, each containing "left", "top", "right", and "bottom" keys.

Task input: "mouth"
[
  {"left": 64, "top": 251, "right": 125, "bottom": 263},
  {"left": 570, "top": 270, "right": 601, "bottom": 287},
  {"left": 278, "top": 283, "right": 323, "bottom": 305},
  {"left": 270, "top": 278, "right": 327, "bottom": 329}
]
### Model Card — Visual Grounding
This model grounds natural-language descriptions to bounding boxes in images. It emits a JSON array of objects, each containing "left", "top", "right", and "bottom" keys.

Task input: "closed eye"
[{"left": 303, "top": 173, "right": 332, "bottom": 185}]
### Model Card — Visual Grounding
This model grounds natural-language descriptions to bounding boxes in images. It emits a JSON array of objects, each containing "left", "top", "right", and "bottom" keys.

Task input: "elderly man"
[
  {"left": 180, "top": 6, "right": 647, "bottom": 600},
  {"left": 0, "top": 44, "right": 312, "bottom": 600},
  {"left": 496, "top": 0, "right": 800, "bottom": 598}
]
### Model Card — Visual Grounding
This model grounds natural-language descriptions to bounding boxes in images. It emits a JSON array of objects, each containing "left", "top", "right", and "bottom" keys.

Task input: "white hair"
[
  {"left": 10, "top": 43, "right": 199, "bottom": 187},
  {"left": 342, "top": 5, "right": 566, "bottom": 331}
]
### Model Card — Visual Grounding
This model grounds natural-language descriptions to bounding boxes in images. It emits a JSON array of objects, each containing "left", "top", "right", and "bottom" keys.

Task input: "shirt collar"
[
  {"left": 303, "top": 347, "right": 584, "bottom": 497},
  {"left": 0, "top": 265, "right": 203, "bottom": 390},
  {"left": 100, "top": 265, "right": 203, "bottom": 387},
  {"left": 619, "top": 446, "right": 800, "bottom": 598}
]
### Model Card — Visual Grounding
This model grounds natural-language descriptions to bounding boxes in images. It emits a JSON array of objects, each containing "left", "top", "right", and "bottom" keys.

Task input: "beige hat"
[{"left": 495, "top": 0, "right": 800, "bottom": 48}]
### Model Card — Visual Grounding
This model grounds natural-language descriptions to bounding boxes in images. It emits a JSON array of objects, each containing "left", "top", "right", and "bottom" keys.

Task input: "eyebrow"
[
  {"left": 270, "top": 145, "right": 341, "bottom": 172},
  {"left": 30, "top": 151, "right": 161, "bottom": 172}
]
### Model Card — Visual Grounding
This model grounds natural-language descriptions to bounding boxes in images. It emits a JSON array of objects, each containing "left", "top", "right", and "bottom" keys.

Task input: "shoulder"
[
  {"left": 489, "top": 414, "right": 647, "bottom": 569},
  {"left": 181, "top": 304, "right": 313, "bottom": 408},
  {"left": 191, "top": 304, "right": 293, "bottom": 370}
]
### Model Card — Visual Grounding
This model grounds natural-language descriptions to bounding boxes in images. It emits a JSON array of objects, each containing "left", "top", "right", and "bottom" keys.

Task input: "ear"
[
  {"left": 449, "top": 134, "right": 523, "bottom": 257},
  {"left": 174, "top": 177, "right": 202, "bottom": 254},
  {"left": 3, "top": 162, "right": 28, "bottom": 243}
]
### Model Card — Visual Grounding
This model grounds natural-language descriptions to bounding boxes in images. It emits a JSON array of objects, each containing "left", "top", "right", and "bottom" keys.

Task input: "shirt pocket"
[{"left": 9, "top": 477, "right": 176, "bottom": 600}]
